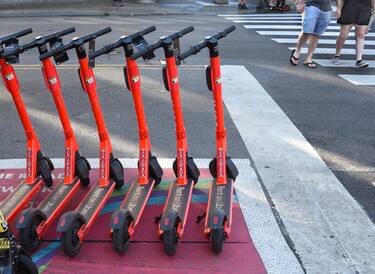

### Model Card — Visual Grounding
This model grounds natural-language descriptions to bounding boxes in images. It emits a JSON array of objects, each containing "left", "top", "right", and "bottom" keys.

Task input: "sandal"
[
  {"left": 290, "top": 49, "right": 299, "bottom": 66},
  {"left": 304, "top": 61, "right": 317, "bottom": 69}
]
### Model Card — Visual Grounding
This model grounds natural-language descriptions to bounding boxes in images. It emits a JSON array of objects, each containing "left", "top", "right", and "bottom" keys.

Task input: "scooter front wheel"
[
  {"left": 19, "top": 215, "right": 44, "bottom": 252},
  {"left": 161, "top": 224, "right": 179, "bottom": 256},
  {"left": 17, "top": 252, "right": 38, "bottom": 274},
  {"left": 210, "top": 228, "right": 225, "bottom": 254},
  {"left": 112, "top": 217, "right": 131, "bottom": 254},
  {"left": 60, "top": 217, "right": 83, "bottom": 257}
]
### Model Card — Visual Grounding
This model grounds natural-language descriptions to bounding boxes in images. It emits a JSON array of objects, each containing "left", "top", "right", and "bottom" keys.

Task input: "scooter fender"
[
  {"left": 208, "top": 208, "right": 225, "bottom": 230},
  {"left": 160, "top": 210, "right": 178, "bottom": 231},
  {"left": 56, "top": 212, "right": 86, "bottom": 233},
  {"left": 110, "top": 209, "right": 132, "bottom": 230},
  {"left": 16, "top": 208, "right": 46, "bottom": 229}
]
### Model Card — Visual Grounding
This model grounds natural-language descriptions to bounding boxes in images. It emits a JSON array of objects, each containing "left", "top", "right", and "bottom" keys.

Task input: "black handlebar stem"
[
  {"left": 39, "top": 27, "right": 112, "bottom": 61},
  {"left": 89, "top": 25, "right": 156, "bottom": 61},
  {"left": 178, "top": 25, "right": 236, "bottom": 61},
  {"left": 0, "top": 28, "right": 33, "bottom": 46},
  {"left": 131, "top": 26, "right": 194, "bottom": 60},
  {"left": 1, "top": 27, "right": 76, "bottom": 59}
]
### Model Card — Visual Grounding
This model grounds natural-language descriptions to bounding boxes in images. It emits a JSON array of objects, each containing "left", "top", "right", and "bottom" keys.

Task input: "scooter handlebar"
[
  {"left": 0, "top": 28, "right": 33, "bottom": 45},
  {"left": 178, "top": 25, "right": 236, "bottom": 61},
  {"left": 131, "top": 26, "right": 194, "bottom": 60},
  {"left": 90, "top": 25, "right": 157, "bottom": 60},
  {"left": 139, "top": 25, "right": 156, "bottom": 37},
  {"left": 2, "top": 27, "right": 76, "bottom": 58},
  {"left": 39, "top": 27, "right": 112, "bottom": 60}
]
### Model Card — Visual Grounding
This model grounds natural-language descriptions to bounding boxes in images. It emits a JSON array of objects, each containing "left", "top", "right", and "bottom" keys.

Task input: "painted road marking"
[
  {"left": 292, "top": 47, "right": 375, "bottom": 55},
  {"left": 273, "top": 38, "right": 375, "bottom": 46},
  {"left": 338, "top": 75, "right": 375, "bottom": 86},
  {"left": 221, "top": 65, "right": 375, "bottom": 273},
  {"left": 256, "top": 30, "right": 375, "bottom": 37},
  {"left": 315, "top": 59, "right": 375, "bottom": 68},
  {"left": 244, "top": 25, "right": 341, "bottom": 30}
]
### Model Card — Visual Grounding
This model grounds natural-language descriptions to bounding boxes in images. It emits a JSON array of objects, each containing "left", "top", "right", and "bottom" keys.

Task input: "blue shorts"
[{"left": 302, "top": 5, "right": 332, "bottom": 35}]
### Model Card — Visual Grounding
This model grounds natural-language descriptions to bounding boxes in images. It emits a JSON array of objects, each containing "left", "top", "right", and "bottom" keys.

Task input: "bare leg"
[
  {"left": 305, "top": 34, "right": 319, "bottom": 63},
  {"left": 294, "top": 32, "right": 310, "bottom": 59},
  {"left": 355, "top": 25, "right": 369, "bottom": 61},
  {"left": 336, "top": 24, "right": 353, "bottom": 56}
]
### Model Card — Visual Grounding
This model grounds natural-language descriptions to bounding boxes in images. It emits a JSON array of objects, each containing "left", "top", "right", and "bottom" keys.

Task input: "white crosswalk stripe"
[
  {"left": 220, "top": 13, "right": 375, "bottom": 86},
  {"left": 275, "top": 38, "right": 375, "bottom": 46},
  {"left": 257, "top": 31, "right": 375, "bottom": 37},
  {"left": 244, "top": 25, "right": 341, "bottom": 30},
  {"left": 338, "top": 75, "right": 375, "bottom": 85},
  {"left": 315, "top": 59, "right": 375, "bottom": 67}
]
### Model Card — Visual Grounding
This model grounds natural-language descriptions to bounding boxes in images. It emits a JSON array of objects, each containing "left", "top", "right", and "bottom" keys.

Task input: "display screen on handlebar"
[
  {"left": 50, "top": 38, "right": 69, "bottom": 64},
  {"left": 133, "top": 36, "right": 155, "bottom": 62},
  {"left": 3, "top": 41, "right": 20, "bottom": 64}
]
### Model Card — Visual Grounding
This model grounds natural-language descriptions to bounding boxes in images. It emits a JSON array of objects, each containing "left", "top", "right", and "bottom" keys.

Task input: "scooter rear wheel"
[
  {"left": 162, "top": 221, "right": 179, "bottom": 256},
  {"left": 60, "top": 217, "right": 83, "bottom": 257},
  {"left": 211, "top": 228, "right": 225, "bottom": 254},
  {"left": 19, "top": 215, "right": 44, "bottom": 252},
  {"left": 112, "top": 217, "right": 131, "bottom": 254},
  {"left": 17, "top": 252, "right": 38, "bottom": 274}
]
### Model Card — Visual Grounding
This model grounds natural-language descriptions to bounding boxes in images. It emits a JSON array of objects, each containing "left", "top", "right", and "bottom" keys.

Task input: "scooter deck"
[
  {"left": 207, "top": 179, "right": 233, "bottom": 228},
  {"left": 38, "top": 178, "right": 80, "bottom": 217},
  {"left": 76, "top": 181, "right": 115, "bottom": 222},
  {"left": 0, "top": 178, "right": 42, "bottom": 221},
  {"left": 120, "top": 179, "right": 154, "bottom": 224},
  {"left": 163, "top": 179, "right": 194, "bottom": 225}
]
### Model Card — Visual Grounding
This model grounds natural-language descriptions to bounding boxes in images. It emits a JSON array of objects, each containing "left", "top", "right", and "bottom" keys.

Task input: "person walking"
[
  {"left": 332, "top": 0, "right": 374, "bottom": 68},
  {"left": 290, "top": 0, "right": 334, "bottom": 68},
  {"left": 238, "top": 0, "right": 248, "bottom": 10}
]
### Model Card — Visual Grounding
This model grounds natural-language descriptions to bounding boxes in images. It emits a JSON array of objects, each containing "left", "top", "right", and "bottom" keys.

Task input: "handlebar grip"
[
  {"left": 59, "top": 27, "right": 76, "bottom": 37},
  {"left": 81, "top": 27, "right": 112, "bottom": 44},
  {"left": 15, "top": 28, "right": 33, "bottom": 39},
  {"left": 0, "top": 28, "right": 33, "bottom": 44},
  {"left": 141, "top": 25, "right": 156, "bottom": 36},
  {"left": 178, "top": 47, "right": 197, "bottom": 61},
  {"left": 94, "top": 27, "right": 112, "bottom": 38},
  {"left": 223, "top": 25, "right": 236, "bottom": 36},
  {"left": 180, "top": 26, "right": 194, "bottom": 36},
  {"left": 90, "top": 46, "right": 109, "bottom": 60}
]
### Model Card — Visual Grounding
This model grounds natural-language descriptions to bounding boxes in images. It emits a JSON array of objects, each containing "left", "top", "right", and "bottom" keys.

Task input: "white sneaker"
[{"left": 332, "top": 55, "right": 340, "bottom": 65}]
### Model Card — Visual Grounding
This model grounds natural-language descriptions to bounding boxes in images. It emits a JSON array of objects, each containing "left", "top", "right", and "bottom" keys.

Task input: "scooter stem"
[
  {"left": 210, "top": 55, "right": 227, "bottom": 184},
  {"left": 78, "top": 56, "right": 112, "bottom": 186},
  {"left": 0, "top": 59, "right": 40, "bottom": 184},
  {"left": 126, "top": 57, "right": 151, "bottom": 184},
  {"left": 41, "top": 58, "right": 79, "bottom": 184}
]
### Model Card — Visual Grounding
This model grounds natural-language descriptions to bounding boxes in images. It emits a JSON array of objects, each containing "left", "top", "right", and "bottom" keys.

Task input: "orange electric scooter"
[
  {"left": 39, "top": 27, "right": 124, "bottom": 257},
  {"left": 0, "top": 29, "right": 54, "bottom": 223},
  {"left": 178, "top": 26, "right": 239, "bottom": 254},
  {"left": 132, "top": 26, "right": 200, "bottom": 256},
  {"left": 90, "top": 26, "right": 163, "bottom": 254},
  {"left": 2, "top": 27, "right": 92, "bottom": 252}
]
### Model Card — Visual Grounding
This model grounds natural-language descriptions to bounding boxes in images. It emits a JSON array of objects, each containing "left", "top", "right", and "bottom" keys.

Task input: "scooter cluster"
[{"left": 0, "top": 25, "right": 239, "bottom": 261}]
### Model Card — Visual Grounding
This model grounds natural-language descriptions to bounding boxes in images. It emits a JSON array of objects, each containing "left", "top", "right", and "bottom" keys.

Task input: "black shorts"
[{"left": 338, "top": 0, "right": 372, "bottom": 25}]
